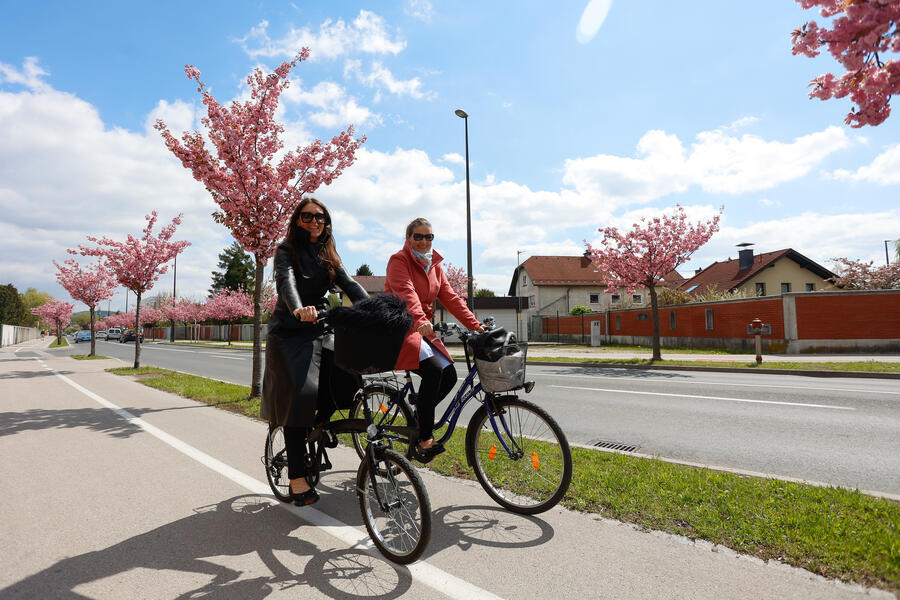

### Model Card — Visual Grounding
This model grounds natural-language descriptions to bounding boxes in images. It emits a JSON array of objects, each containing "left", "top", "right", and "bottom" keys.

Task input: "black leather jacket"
[{"left": 269, "top": 240, "right": 367, "bottom": 332}]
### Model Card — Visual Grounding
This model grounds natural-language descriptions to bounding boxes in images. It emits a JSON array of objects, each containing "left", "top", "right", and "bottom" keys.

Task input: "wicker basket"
[{"left": 475, "top": 342, "right": 527, "bottom": 393}]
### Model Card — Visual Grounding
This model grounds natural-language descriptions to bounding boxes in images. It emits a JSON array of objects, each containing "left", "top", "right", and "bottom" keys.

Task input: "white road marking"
[
  {"left": 209, "top": 354, "right": 246, "bottom": 360},
  {"left": 534, "top": 370, "right": 900, "bottom": 396},
  {"left": 549, "top": 385, "right": 854, "bottom": 410},
  {"left": 40, "top": 360, "right": 504, "bottom": 600}
]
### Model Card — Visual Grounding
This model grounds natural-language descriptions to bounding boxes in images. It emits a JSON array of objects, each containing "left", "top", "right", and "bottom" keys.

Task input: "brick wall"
[{"left": 796, "top": 291, "right": 900, "bottom": 339}]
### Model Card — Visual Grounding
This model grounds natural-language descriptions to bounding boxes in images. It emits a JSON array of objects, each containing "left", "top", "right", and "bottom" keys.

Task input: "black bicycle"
[
  {"left": 262, "top": 311, "right": 431, "bottom": 564},
  {"left": 348, "top": 319, "right": 573, "bottom": 515}
]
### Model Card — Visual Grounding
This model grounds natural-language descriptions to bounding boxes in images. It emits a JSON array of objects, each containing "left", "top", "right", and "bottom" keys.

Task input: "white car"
[
  {"left": 96, "top": 330, "right": 108, "bottom": 340},
  {"left": 107, "top": 327, "right": 122, "bottom": 341}
]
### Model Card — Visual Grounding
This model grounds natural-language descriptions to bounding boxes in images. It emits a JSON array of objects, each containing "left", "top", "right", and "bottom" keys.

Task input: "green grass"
[
  {"left": 48, "top": 338, "right": 68, "bottom": 348},
  {"left": 72, "top": 354, "right": 111, "bottom": 360},
  {"left": 106, "top": 366, "right": 900, "bottom": 594}
]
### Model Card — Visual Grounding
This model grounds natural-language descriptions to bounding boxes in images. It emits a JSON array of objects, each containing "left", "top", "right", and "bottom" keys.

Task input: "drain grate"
[{"left": 592, "top": 440, "right": 639, "bottom": 453}]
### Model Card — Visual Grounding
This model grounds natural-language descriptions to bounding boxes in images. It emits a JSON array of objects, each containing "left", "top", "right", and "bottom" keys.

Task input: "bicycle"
[
  {"left": 348, "top": 319, "right": 573, "bottom": 515},
  {"left": 261, "top": 312, "right": 431, "bottom": 565}
]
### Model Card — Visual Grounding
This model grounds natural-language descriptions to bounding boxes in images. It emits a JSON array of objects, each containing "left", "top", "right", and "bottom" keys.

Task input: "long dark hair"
[{"left": 285, "top": 197, "right": 342, "bottom": 284}]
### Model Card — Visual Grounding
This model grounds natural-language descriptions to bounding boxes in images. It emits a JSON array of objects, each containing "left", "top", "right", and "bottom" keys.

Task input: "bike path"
[{"left": 0, "top": 351, "right": 890, "bottom": 599}]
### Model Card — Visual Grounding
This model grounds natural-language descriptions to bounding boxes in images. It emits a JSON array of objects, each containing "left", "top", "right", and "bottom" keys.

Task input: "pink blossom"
[
  {"left": 830, "top": 257, "right": 900, "bottom": 289},
  {"left": 792, "top": 1, "right": 900, "bottom": 127},
  {"left": 155, "top": 49, "right": 364, "bottom": 394},
  {"left": 201, "top": 288, "right": 254, "bottom": 344},
  {"left": 31, "top": 299, "right": 74, "bottom": 345},
  {"left": 53, "top": 257, "right": 117, "bottom": 355},
  {"left": 585, "top": 204, "right": 722, "bottom": 360},
  {"left": 443, "top": 262, "right": 474, "bottom": 299}
]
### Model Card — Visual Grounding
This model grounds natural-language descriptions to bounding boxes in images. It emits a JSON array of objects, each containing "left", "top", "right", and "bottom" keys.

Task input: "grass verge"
[
  {"left": 72, "top": 354, "right": 111, "bottom": 360},
  {"left": 107, "top": 365, "right": 900, "bottom": 594},
  {"left": 49, "top": 338, "right": 68, "bottom": 348}
]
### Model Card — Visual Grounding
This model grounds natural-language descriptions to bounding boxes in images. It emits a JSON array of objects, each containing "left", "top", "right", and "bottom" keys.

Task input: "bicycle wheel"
[
  {"left": 351, "top": 384, "right": 414, "bottom": 460},
  {"left": 264, "top": 424, "right": 292, "bottom": 502},
  {"left": 465, "top": 397, "right": 572, "bottom": 515},
  {"left": 357, "top": 446, "right": 431, "bottom": 564}
]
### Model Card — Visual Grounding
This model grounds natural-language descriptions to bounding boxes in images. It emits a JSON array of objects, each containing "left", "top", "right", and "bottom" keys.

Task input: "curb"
[{"left": 526, "top": 360, "right": 900, "bottom": 379}]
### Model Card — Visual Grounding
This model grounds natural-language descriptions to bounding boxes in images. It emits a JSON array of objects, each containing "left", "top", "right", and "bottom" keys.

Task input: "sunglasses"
[
  {"left": 299, "top": 212, "right": 328, "bottom": 224},
  {"left": 412, "top": 233, "right": 434, "bottom": 242}
]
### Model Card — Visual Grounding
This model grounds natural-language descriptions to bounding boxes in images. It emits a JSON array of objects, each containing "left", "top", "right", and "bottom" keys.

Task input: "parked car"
[
  {"left": 120, "top": 328, "right": 144, "bottom": 343},
  {"left": 74, "top": 330, "right": 92, "bottom": 343},
  {"left": 107, "top": 327, "right": 122, "bottom": 341},
  {"left": 96, "top": 330, "right": 108, "bottom": 340}
]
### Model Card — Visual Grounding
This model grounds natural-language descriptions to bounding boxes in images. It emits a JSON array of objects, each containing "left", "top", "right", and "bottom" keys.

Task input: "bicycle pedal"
[
  {"left": 320, "top": 452, "right": 333, "bottom": 472},
  {"left": 324, "top": 431, "right": 338, "bottom": 448}
]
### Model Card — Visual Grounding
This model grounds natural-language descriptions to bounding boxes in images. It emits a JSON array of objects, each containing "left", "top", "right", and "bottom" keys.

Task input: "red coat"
[{"left": 385, "top": 241, "right": 481, "bottom": 370}]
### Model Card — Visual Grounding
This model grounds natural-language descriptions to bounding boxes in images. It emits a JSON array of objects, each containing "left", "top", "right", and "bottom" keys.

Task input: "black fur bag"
[{"left": 327, "top": 294, "right": 412, "bottom": 374}]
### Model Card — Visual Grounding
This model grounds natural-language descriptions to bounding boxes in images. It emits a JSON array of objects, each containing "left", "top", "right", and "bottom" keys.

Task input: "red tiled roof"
[
  {"left": 353, "top": 275, "right": 387, "bottom": 293},
  {"left": 521, "top": 256, "right": 606, "bottom": 286},
  {"left": 678, "top": 249, "right": 835, "bottom": 295}
]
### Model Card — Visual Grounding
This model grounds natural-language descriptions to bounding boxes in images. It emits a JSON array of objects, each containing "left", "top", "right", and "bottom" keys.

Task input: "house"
[
  {"left": 507, "top": 254, "right": 684, "bottom": 326},
  {"left": 339, "top": 275, "right": 387, "bottom": 306},
  {"left": 678, "top": 246, "right": 836, "bottom": 298}
]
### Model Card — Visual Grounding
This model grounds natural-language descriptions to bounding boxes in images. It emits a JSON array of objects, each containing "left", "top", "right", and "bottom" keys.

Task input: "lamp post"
[
  {"left": 455, "top": 108, "right": 474, "bottom": 309},
  {"left": 170, "top": 254, "right": 177, "bottom": 343},
  {"left": 516, "top": 250, "right": 525, "bottom": 340},
  {"left": 886, "top": 240, "right": 895, "bottom": 265}
]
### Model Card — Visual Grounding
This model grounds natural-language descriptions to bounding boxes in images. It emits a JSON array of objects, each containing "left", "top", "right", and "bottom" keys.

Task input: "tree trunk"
[
  {"left": 250, "top": 255, "right": 265, "bottom": 398},
  {"left": 89, "top": 306, "right": 96, "bottom": 356},
  {"left": 228, "top": 320, "right": 233, "bottom": 345},
  {"left": 55, "top": 319, "right": 62, "bottom": 346},
  {"left": 649, "top": 283, "right": 661, "bottom": 361},
  {"left": 134, "top": 290, "right": 142, "bottom": 369}
]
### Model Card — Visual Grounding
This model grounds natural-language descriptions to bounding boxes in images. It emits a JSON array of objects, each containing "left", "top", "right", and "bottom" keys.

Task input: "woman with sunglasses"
[
  {"left": 384, "top": 217, "right": 484, "bottom": 462},
  {"left": 261, "top": 197, "right": 367, "bottom": 506}
]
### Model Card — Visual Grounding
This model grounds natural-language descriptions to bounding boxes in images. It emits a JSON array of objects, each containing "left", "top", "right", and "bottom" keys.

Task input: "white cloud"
[
  {"left": 405, "top": 0, "right": 434, "bottom": 23},
  {"left": 563, "top": 125, "right": 853, "bottom": 210},
  {"left": 441, "top": 152, "right": 465, "bottom": 165},
  {"left": 240, "top": 11, "right": 405, "bottom": 61},
  {"left": 144, "top": 99, "right": 196, "bottom": 136},
  {"left": 282, "top": 79, "right": 379, "bottom": 128},
  {"left": 345, "top": 59, "right": 435, "bottom": 101},
  {"left": 831, "top": 144, "right": 900, "bottom": 185}
]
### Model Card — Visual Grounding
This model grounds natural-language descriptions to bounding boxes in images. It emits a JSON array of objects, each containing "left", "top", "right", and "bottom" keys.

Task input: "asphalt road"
[{"left": 62, "top": 338, "right": 900, "bottom": 497}]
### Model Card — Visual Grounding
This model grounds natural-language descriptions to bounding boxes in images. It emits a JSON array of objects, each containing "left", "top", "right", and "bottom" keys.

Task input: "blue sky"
[{"left": 2, "top": 1, "right": 898, "bottom": 313}]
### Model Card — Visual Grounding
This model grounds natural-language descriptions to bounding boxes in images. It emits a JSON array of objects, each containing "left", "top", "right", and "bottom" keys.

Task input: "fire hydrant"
[{"left": 750, "top": 318, "right": 763, "bottom": 365}]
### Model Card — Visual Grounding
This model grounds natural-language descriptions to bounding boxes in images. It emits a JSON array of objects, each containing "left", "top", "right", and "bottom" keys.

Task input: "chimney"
[
  {"left": 695, "top": 267, "right": 703, "bottom": 275},
  {"left": 737, "top": 243, "right": 754, "bottom": 270}
]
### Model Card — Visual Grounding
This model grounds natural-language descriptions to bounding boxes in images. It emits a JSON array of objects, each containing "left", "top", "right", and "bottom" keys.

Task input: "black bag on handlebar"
[
  {"left": 467, "top": 328, "right": 516, "bottom": 362},
  {"left": 467, "top": 328, "right": 528, "bottom": 393},
  {"left": 327, "top": 294, "right": 412, "bottom": 375}
]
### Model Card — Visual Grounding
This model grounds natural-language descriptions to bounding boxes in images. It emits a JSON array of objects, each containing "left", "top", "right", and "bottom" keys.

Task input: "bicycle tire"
[
  {"left": 351, "top": 384, "right": 414, "bottom": 460},
  {"left": 357, "top": 447, "right": 431, "bottom": 564},
  {"left": 264, "top": 424, "right": 292, "bottom": 502},
  {"left": 465, "top": 396, "right": 573, "bottom": 515}
]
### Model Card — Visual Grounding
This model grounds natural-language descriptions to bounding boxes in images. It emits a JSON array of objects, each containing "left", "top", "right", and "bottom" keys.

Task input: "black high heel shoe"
[
  {"left": 412, "top": 442, "right": 446, "bottom": 464},
  {"left": 290, "top": 485, "right": 319, "bottom": 506}
]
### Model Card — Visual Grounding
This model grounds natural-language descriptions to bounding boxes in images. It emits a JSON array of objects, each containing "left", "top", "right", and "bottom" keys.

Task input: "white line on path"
[
  {"left": 536, "top": 371, "right": 900, "bottom": 396},
  {"left": 39, "top": 359, "right": 504, "bottom": 600},
  {"left": 549, "top": 385, "right": 855, "bottom": 410}
]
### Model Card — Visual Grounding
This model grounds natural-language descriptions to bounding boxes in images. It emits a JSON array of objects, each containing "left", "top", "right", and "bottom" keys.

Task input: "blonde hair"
[{"left": 405, "top": 217, "right": 432, "bottom": 238}]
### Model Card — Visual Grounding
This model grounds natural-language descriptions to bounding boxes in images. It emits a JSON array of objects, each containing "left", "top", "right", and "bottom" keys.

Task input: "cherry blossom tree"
[
  {"left": 830, "top": 257, "right": 900, "bottom": 289},
  {"left": 156, "top": 50, "right": 365, "bottom": 396},
  {"left": 444, "top": 262, "right": 474, "bottom": 300},
  {"left": 792, "top": 0, "right": 900, "bottom": 127},
  {"left": 31, "top": 299, "right": 74, "bottom": 346},
  {"left": 261, "top": 282, "right": 278, "bottom": 316},
  {"left": 75, "top": 212, "right": 190, "bottom": 368},
  {"left": 585, "top": 205, "right": 722, "bottom": 360},
  {"left": 53, "top": 257, "right": 117, "bottom": 356},
  {"left": 202, "top": 287, "right": 254, "bottom": 345}
]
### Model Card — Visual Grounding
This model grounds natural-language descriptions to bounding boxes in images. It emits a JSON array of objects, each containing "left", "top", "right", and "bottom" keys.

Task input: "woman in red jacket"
[{"left": 385, "top": 217, "right": 484, "bottom": 462}]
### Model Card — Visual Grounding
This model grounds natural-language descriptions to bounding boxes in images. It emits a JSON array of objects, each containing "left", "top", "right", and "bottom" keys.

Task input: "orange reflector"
[
  {"left": 379, "top": 404, "right": 388, "bottom": 413},
  {"left": 531, "top": 452, "right": 540, "bottom": 470},
  {"left": 488, "top": 445, "right": 497, "bottom": 460}
]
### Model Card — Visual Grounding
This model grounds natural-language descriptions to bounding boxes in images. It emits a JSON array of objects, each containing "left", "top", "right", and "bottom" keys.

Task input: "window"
[
  {"left": 589, "top": 293, "right": 600, "bottom": 304},
  {"left": 755, "top": 282, "right": 766, "bottom": 297},
  {"left": 632, "top": 294, "right": 643, "bottom": 304},
  {"left": 781, "top": 283, "right": 791, "bottom": 294},
  {"left": 805, "top": 283, "right": 814, "bottom": 292},
  {"left": 528, "top": 295, "right": 535, "bottom": 308},
  {"left": 615, "top": 315, "right": 621, "bottom": 331},
  {"left": 521, "top": 273, "right": 528, "bottom": 286},
  {"left": 637, "top": 313, "right": 649, "bottom": 321},
  {"left": 610, "top": 294, "right": 620, "bottom": 304},
  {"left": 669, "top": 311, "right": 676, "bottom": 330},
  {"left": 705, "top": 308, "right": 714, "bottom": 331}
]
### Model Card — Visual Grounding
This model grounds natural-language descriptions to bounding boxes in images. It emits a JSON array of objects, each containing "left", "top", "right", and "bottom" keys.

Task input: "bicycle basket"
[
  {"left": 329, "top": 294, "right": 412, "bottom": 375},
  {"left": 469, "top": 328, "right": 528, "bottom": 393}
]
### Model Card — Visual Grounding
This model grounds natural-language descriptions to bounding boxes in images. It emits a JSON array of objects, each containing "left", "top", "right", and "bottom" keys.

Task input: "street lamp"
[
  {"left": 516, "top": 250, "right": 525, "bottom": 340},
  {"left": 885, "top": 239, "right": 897, "bottom": 265},
  {"left": 455, "top": 108, "right": 474, "bottom": 309}
]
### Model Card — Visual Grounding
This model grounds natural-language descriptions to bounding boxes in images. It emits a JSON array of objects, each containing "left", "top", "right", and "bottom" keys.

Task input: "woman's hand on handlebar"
[
  {"left": 474, "top": 323, "right": 485, "bottom": 333},
  {"left": 293, "top": 306, "right": 318, "bottom": 323},
  {"left": 417, "top": 322, "right": 435, "bottom": 338}
]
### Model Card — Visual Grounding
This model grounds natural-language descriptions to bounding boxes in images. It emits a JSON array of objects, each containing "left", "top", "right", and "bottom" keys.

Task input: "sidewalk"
[{"left": 0, "top": 351, "right": 890, "bottom": 599}]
